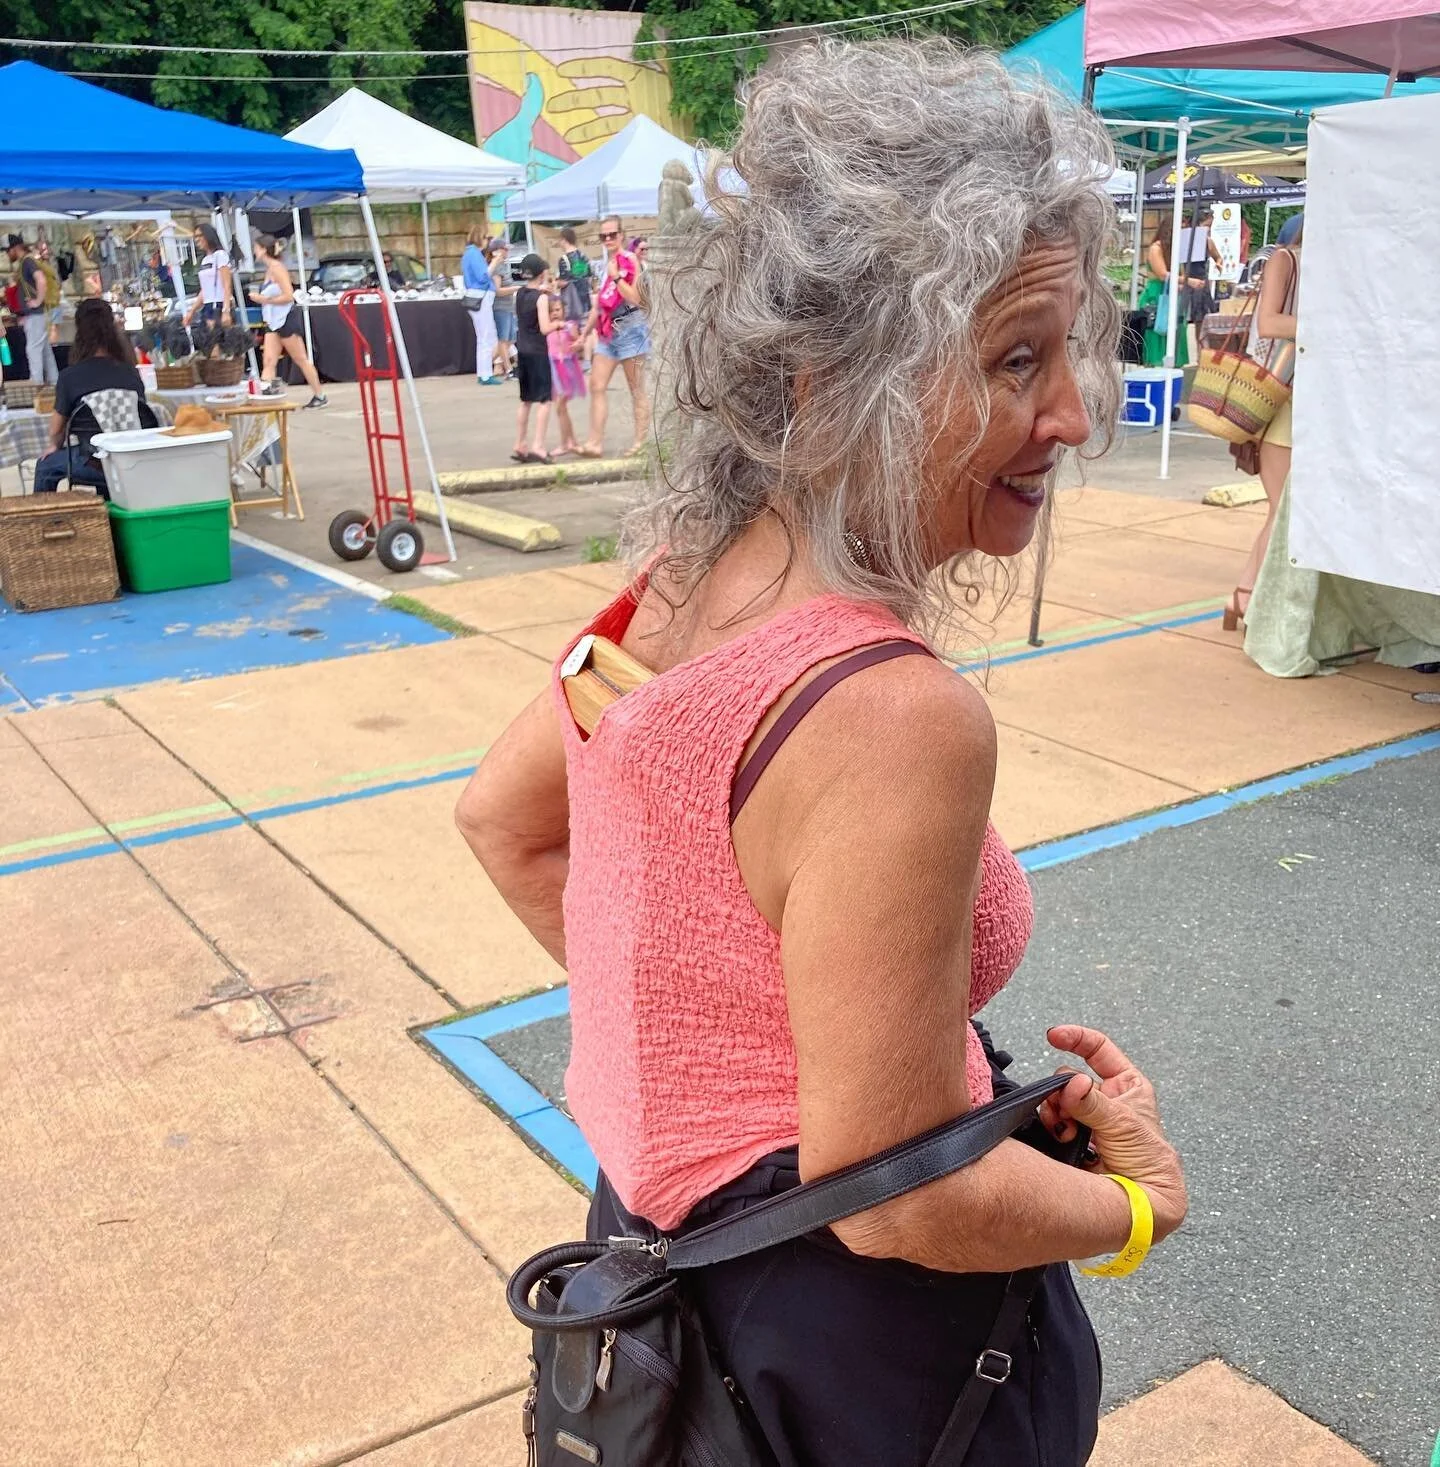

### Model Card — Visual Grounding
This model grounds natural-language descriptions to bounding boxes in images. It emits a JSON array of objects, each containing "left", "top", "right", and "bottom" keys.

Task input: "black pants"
[{"left": 588, "top": 1054, "right": 1102, "bottom": 1467}]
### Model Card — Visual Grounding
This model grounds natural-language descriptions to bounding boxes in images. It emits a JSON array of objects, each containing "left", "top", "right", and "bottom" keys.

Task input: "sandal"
[
  {"left": 520, "top": 450, "right": 552, "bottom": 465},
  {"left": 1222, "top": 587, "right": 1251, "bottom": 632},
  {"left": 575, "top": 445, "right": 604, "bottom": 459}
]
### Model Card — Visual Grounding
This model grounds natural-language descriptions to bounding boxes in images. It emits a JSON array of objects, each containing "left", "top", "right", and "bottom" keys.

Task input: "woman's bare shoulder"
[{"left": 772, "top": 650, "right": 996, "bottom": 818}]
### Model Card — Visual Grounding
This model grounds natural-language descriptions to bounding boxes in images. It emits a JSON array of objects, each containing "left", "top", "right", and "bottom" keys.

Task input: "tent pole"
[
  {"left": 359, "top": 195, "right": 457, "bottom": 563},
  {"left": 1129, "top": 148, "right": 1145, "bottom": 309},
  {"left": 216, "top": 203, "right": 260, "bottom": 382},
  {"left": 1263, "top": 201, "right": 1273, "bottom": 247},
  {"left": 1160, "top": 118, "right": 1190, "bottom": 482},
  {"left": 292, "top": 206, "right": 314, "bottom": 361},
  {"left": 421, "top": 196, "right": 432, "bottom": 277}
]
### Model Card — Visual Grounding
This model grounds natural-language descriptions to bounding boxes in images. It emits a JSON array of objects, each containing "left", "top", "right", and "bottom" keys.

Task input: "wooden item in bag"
[{"left": 560, "top": 633, "right": 654, "bottom": 734}]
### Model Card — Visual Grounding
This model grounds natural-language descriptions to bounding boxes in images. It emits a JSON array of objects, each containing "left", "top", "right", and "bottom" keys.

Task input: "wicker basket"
[
  {"left": 34, "top": 386, "right": 56, "bottom": 416},
  {"left": 2, "top": 380, "right": 38, "bottom": 409},
  {"left": 198, "top": 357, "right": 245, "bottom": 388},
  {"left": 0, "top": 492, "right": 120, "bottom": 611},
  {"left": 154, "top": 361, "right": 198, "bottom": 390}
]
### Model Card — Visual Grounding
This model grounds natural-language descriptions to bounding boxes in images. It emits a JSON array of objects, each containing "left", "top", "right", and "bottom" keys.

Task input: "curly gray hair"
[{"left": 629, "top": 38, "right": 1121, "bottom": 632}]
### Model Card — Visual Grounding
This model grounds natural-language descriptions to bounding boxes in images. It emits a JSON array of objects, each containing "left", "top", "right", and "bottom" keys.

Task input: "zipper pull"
[
  {"left": 595, "top": 1328, "right": 617, "bottom": 1391},
  {"left": 521, "top": 1363, "right": 538, "bottom": 1466}
]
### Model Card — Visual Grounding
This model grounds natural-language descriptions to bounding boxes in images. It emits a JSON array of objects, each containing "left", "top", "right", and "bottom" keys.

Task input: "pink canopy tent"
[{"left": 1084, "top": 2, "right": 1440, "bottom": 79}]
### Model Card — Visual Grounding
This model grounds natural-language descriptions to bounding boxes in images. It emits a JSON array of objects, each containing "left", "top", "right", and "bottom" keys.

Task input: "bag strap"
[
  {"left": 924, "top": 1266, "right": 1046, "bottom": 1466},
  {"left": 666, "top": 1071, "right": 1070, "bottom": 1268},
  {"left": 730, "top": 639, "right": 931, "bottom": 822}
]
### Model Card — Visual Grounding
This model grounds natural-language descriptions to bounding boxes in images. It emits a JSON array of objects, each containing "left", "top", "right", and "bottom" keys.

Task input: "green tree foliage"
[
  {"left": 641, "top": 0, "right": 1074, "bottom": 142},
  {"left": 0, "top": 0, "right": 1069, "bottom": 145}
]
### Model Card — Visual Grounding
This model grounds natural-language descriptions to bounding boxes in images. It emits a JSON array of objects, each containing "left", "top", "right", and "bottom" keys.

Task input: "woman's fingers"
[{"left": 1047, "top": 1024, "right": 1139, "bottom": 1082}]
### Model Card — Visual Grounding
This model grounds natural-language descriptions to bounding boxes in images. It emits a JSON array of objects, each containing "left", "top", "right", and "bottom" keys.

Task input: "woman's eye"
[{"left": 1002, "top": 348, "right": 1037, "bottom": 374}]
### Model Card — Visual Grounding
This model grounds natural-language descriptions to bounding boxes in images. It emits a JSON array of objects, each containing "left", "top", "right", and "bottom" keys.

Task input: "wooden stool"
[{"left": 209, "top": 399, "right": 304, "bottom": 524}]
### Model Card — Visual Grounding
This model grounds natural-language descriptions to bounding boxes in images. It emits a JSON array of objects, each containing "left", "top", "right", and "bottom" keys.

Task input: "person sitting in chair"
[{"left": 34, "top": 298, "right": 155, "bottom": 496}]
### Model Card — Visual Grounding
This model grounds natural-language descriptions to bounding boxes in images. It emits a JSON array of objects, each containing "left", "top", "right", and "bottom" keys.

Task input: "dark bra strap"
[{"left": 729, "top": 639, "right": 934, "bottom": 824}]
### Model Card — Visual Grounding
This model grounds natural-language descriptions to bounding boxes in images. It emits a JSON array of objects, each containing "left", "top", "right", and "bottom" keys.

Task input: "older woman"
[{"left": 458, "top": 41, "right": 1187, "bottom": 1467}]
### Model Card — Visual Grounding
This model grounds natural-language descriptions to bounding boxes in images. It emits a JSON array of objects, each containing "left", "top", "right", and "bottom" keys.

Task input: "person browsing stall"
[
  {"left": 248, "top": 234, "right": 327, "bottom": 409},
  {"left": 458, "top": 41, "right": 1187, "bottom": 1467},
  {"left": 462, "top": 225, "right": 501, "bottom": 387},
  {"left": 6, "top": 234, "right": 59, "bottom": 386},
  {"left": 34, "top": 298, "right": 155, "bottom": 495},
  {"left": 182, "top": 223, "right": 233, "bottom": 331},
  {"left": 489, "top": 239, "right": 519, "bottom": 379}
]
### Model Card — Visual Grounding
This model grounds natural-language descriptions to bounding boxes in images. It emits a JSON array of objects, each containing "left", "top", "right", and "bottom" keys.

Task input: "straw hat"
[{"left": 164, "top": 404, "right": 226, "bottom": 436}]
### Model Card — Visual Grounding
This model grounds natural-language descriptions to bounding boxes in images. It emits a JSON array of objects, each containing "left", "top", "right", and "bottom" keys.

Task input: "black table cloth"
[{"left": 279, "top": 298, "right": 476, "bottom": 384}]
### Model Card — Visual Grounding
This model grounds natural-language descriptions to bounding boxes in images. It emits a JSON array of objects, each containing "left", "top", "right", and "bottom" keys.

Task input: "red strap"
[{"left": 729, "top": 640, "right": 933, "bottom": 824}]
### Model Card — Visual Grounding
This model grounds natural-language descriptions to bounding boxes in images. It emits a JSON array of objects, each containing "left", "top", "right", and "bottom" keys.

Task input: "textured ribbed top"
[{"left": 554, "top": 581, "right": 1035, "bottom": 1230}]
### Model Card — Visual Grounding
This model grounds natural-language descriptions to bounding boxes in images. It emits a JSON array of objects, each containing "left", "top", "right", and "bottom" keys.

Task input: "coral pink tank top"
[{"left": 554, "top": 582, "right": 1035, "bottom": 1230}]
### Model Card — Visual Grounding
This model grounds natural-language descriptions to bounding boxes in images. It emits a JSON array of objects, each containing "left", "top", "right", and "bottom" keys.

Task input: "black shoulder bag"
[{"left": 507, "top": 1070, "right": 1082, "bottom": 1467}]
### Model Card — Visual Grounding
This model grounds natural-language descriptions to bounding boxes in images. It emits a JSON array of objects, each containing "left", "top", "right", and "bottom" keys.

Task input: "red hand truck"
[{"left": 326, "top": 288, "right": 426, "bottom": 573}]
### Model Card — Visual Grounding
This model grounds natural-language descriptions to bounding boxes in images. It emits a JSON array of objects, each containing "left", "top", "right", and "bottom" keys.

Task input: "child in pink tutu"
[{"left": 547, "top": 286, "right": 586, "bottom": 456}]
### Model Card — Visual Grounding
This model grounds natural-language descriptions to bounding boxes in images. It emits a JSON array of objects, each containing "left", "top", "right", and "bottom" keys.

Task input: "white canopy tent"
[
  {"left": 286, "top": 89, "right": 523, "bottom": 277},
  {"left": 504, "top": 116, "right": 707, "bottom": 224}
]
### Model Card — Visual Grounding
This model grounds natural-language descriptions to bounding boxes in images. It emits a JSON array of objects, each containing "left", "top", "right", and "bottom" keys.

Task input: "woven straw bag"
[
  {"left": 1187, "top": 350, "right": 1292, "bottom": 444},
  {"left": 1187, "top": 253, "right": 1297, "bottom": 445}
]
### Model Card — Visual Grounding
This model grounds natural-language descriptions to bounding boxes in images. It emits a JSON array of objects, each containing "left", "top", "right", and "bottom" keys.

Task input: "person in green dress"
[{"left": 1138, "top": 215, "right": 1189, "bottom": 369}]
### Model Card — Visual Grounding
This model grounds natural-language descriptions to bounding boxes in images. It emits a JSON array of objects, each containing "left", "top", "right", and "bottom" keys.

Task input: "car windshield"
[{"left": 317, "top": 261, "right": 371, "bottom": 290}]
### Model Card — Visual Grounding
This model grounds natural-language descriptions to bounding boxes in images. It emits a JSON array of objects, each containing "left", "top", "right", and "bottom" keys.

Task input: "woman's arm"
[
  {"left": 538, "top": 295, "right": 559, "bottom": 335},
  {"left": 1145, "top": 239, "right": 1169, "bottom": 283},
  {"left": 455, "top": 688, "right": 570, "bottom": 966},
  {"left": 1256, "top": 249, "right": 1298, "bottom": 341},
  {"left": 737, "top": 658, "right": 1185, "bottom": 1273},
  {"left": 614, "top": 254, "right": 642, "bottom": 308},
  {"left": 48, "top": 409, "right": 64, "bottom": 451},
  {"left": 218, "top": 261, "right": 233, "bottom": 322}
]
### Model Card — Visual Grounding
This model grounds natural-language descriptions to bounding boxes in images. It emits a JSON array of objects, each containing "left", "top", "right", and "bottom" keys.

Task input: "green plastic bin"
[{"left": 107, "top": 499, "right": 232, "bottom": 594}]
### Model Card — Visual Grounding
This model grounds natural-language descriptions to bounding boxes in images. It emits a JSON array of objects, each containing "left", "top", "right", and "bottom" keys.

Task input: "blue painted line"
[
  {"left": 420, "top": 724, "right": 1440, "bottom": 1189},
  {"left": 422, "top": 1026, "right": 597, "bottom": 1188},
  {"left": 957, "top": 609, "right": 1220, "bottom": 674},
  {"left": 1020, "top": 727, "right": 1440, "bottom": 871},
  {"left": 0, "top": 838, "right": 123, "bottom": 879},
  {"left": 0, "top": 763, "right": 478, "bottom": 880}
]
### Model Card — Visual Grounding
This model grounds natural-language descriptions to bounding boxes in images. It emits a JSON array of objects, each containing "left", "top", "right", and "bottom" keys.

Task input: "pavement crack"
[{"left": 128, "top": 1185, "right": 295, "bottom": 1464}]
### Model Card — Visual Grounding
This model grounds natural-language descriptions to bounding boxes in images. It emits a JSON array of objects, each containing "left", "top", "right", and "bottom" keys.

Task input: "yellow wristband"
[{"left": 1080, "top": 1174, "right": 1154, "bottom": 1279}]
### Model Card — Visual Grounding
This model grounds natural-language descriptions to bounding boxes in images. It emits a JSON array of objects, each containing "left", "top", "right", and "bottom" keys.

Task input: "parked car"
[{"left": 311, "top": 251, "right": 430, "bottom": 293}]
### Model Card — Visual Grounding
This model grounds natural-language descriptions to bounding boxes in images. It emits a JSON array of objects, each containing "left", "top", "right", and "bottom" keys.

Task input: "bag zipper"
[
  {"left": 613, "top": 1329, "right": 681, "bottom": 1388},
  {"left": 682, "top": 1420, "right": 728, "bottom": 1467}
]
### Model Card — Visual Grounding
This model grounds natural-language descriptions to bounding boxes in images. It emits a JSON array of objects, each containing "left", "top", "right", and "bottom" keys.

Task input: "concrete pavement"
[{"left": 3, "top": 472, "right": 1436, "bottom": 1463}]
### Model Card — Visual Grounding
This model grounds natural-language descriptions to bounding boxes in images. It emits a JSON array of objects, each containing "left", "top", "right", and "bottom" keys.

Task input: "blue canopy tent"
[{"left": 0, "top": 62, "right": 455, "bottom": 559}]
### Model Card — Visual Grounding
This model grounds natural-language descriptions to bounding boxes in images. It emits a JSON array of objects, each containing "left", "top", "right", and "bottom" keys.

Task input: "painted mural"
[{"left": 465, "top": 2, "right": 682, "bottom": 183}]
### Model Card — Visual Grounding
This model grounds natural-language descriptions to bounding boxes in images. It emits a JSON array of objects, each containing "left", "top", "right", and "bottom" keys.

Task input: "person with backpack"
[
  {"left": 6, "top": 234, "right": 59, "bottom": 385},
  {"left": 555, "top": 225, "right": 593, "bottom": 322}
]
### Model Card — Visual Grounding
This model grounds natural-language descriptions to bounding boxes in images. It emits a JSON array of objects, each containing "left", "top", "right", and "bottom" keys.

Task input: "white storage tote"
[{"left": 91, "top": 427, "right": 233, "bottom": 512}]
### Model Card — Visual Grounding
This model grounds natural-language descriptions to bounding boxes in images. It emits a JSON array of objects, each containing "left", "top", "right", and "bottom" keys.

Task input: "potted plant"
[
  {"left": 151, "top": 319, "right": 199, "bottom": 389},
  {"left": 191, "top": 322, "right": 250, "bottom": 387}
]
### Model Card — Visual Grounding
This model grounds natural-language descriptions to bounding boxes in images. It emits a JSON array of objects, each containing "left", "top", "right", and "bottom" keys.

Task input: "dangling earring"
[{"left": 843, "top": 529, "right": 873, "bottom": 573}]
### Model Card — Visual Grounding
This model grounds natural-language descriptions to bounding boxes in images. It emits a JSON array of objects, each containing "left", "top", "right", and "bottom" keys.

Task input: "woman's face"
[{"left": 921, "top": 239, "right": 1092, "bottom": 562}]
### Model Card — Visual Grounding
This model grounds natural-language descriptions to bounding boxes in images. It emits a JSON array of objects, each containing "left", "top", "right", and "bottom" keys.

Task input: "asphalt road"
[{"left": 488, "top": 749, "right": 1440, "bottom": 1466}]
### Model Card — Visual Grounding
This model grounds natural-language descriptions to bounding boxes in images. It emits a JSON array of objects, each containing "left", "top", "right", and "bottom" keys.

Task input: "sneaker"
[
  {"left": 260, "top": 380, "right": 286, "bottom": 397},
  {"left": 302, "top": 394, "right": 328, "bottom": 410}
]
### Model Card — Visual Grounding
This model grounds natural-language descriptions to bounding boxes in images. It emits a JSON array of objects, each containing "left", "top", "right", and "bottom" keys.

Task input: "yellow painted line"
[
  {"left": 0, "top": 744, "right": 490, "bottom": 862},
  {"left": 951, "top": 596, "right": 1226, "bottom": 662}
]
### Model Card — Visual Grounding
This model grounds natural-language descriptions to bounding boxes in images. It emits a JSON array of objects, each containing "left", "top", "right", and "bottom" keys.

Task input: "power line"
[
  {"left": 1, "top": 1, "right": 983, "bottom": 61},
  {"left": 63, "top": 69, "right": 471, "bottom": 83}
]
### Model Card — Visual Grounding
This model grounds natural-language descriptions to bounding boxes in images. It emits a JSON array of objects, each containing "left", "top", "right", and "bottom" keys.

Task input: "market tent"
[
  {"left": 1009, "top": 8, "right": 1440, "bottom": 153},
  {"left": 0, "top": 61, "right": 364, "bottom": 213},
  {"left": 1140, "top": 163, "right": 1305, "bottom": 204},
  {"left": 285, "top": 89, "right": 522, "bottom": 202},
  {"left": 1083, "top": 1, "right": 1440, "bottom": 78},
  {"left": 504, "top": 115, "right": 703, "bottom": 222},
  {"left": 0, "top": 63, "right": 455, "bottom": 561}
]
